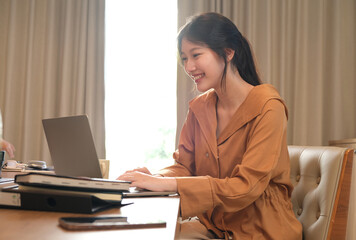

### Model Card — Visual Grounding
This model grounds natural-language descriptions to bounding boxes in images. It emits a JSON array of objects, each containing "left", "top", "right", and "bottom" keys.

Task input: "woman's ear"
[{"left": 225, "top": 48, "right": 235, "bottom": 62}]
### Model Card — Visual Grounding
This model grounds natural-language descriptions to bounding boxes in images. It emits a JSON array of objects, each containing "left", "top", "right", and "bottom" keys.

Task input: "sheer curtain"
[
  {"left": 177, "top": 0, "right": 356, "bottom": 147},
  {"left": 0, "top": 0, "right": 105, "bottom": 163},
  {"left": 105, "top": 0, "right": 177, "bottom": 178}
]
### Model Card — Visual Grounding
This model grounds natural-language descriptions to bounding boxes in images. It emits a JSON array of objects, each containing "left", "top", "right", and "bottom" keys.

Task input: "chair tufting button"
[
  {"left": 296, "top": 175, "right": 301, "bottom": 182},
  {"left": 297, "top": 208, "right": 303, "bottom": 215},
  {"left": 316, "top": 177, "right": 321, "bottom": 184},
  {"left": 316, "top": 211, "right": 321, "bottom": 219},
  {"left": 205, "top": 152, "right": 209, "bottom": 158}
]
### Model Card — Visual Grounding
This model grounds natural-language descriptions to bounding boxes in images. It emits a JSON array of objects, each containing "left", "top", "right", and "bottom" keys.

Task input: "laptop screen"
[{"left": 42, "top": 115, "right": 103, "bottom": 178}]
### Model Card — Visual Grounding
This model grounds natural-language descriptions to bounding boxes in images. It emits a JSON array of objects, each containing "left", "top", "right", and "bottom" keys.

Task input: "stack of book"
[
  {"left": 0, "top": 172, "right": 131, "bottom": 213},
  {"left": 0, "top": 178, "right": 17, "bottom": 189}
]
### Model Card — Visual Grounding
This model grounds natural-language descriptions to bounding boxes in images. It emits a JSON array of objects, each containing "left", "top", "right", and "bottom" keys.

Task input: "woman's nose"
[{"left": 184, "top": 59, "right": 196, "bottom": 73}]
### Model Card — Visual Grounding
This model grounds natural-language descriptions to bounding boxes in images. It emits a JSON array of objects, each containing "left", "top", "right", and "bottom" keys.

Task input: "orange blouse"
[{"left": 158, "top": 84, "right": 302, "bottom": 239}]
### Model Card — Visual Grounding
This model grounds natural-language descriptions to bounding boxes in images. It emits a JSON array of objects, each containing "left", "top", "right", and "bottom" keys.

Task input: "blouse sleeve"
[{"left": 176, "top": 99, "right": 289, "bottom": 218}]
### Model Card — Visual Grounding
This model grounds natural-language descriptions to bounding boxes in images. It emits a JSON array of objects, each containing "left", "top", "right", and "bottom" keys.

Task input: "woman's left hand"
[{"left": 117, "top": 171, "right": 177, "bottom": 192}]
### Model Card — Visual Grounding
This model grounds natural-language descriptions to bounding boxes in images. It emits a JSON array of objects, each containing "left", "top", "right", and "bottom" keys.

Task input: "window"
[{"left": 105, "top": 1, "right": 177, "bottom": 178}]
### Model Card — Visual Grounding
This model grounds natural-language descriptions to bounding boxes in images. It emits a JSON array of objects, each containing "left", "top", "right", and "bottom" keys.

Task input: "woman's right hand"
[
  {"left": 116, "top": 170, "right": 177, "bottom": 192},
  {"left": 130, "top": 167, "right": 152, "bottom": 175}
]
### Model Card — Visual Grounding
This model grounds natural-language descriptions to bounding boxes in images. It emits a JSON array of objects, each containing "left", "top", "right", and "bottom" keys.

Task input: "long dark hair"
[{"left": 178, "top": 12, "right": 262, "bottom": 87}]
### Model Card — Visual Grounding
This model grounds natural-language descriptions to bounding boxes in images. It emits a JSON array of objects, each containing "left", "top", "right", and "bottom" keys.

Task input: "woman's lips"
[{"left": 191, "top": 73, "right": 205, "bottom": 83}]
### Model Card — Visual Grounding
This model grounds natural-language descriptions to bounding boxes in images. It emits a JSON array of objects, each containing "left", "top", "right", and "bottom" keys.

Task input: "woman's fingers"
[
  {"left": 116, "top": 172, "right": 134, "bottom": 181},
  {"left": 117, "top": 171, "right": 145, "bottom": 181},
  {"left": 116, "top": 167, "right": 152, "bottom": 181},
  {"left": 132, "top": 167, "right": 151, "bottom": 175},
  {"left": 117, "top": 171, "right": 177, "bottom": 192},
  {"left": 1, "top": 140, "right": 15, "bottom": 158}
]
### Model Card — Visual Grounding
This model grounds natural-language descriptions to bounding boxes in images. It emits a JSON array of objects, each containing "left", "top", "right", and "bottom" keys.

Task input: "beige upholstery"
[{"left": 289, "top": 146, "right": 353, "bottom": 240}]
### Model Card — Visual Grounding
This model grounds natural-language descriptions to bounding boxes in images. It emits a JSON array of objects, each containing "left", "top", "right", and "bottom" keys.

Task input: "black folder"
[{"left": 1, "top": 188, "right": 124, "bottom": 214}]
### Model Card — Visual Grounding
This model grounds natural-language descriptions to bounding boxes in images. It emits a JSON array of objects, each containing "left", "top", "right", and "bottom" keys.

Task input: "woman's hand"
[
  {"left": 1, "top": 140, "right": 15, "bottom": 158},
  {"left": 117, "top": 170, "right": 177, "bottom": 192},
  {"left": 130, "top": 167, "right": 152, "bottom": 175}
]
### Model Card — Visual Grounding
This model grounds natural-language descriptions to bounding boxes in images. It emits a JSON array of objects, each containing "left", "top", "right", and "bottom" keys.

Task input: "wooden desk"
[{"left": 0, "top": 196, "right": 180, "bottom": 240}]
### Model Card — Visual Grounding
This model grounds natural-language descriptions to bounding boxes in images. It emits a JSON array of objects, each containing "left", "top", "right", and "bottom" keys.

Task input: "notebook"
[{"left": 42, "top": 115, "right": 103, "bottom": 178}]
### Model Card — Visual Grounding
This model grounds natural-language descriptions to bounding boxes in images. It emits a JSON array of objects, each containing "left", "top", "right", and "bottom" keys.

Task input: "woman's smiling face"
[{"left": 180, "top": 38, "right": 226, "bottom": 92}]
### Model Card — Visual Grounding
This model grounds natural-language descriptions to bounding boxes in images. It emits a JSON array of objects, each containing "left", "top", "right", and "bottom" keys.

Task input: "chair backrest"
[{"left": 288, "top": 146, "right": 353, "bottom": 240}]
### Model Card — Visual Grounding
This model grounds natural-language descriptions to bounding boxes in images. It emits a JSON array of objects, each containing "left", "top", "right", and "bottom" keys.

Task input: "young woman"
[{"left": 118, "top": 12, "right": 302, "bottom": 239}]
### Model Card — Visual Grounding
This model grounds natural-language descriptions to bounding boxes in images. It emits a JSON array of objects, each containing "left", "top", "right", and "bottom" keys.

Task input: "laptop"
[
  {"left": 42, "top": 115, "right": 177, "bottom": 197},
  {"left": 42, "top": 115, "right": 103, "bottom": 178}
]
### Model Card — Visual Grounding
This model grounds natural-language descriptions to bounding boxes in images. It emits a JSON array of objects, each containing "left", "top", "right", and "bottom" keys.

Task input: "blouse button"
[{"left": 205, "top": 152, "right": 209, "bottom": 158}]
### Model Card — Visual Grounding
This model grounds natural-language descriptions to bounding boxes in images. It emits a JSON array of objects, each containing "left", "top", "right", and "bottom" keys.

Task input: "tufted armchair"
[{"left": 289, "top": 146, "right": 354, "bottom": 240}]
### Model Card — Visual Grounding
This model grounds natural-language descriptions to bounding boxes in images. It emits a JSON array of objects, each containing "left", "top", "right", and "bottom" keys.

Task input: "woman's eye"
[
  {"left": 181, "top": 57, "right": 187, "bottom": 62},
  {"left": 193, "top": 53, "right": 201, "bottom": 58}
]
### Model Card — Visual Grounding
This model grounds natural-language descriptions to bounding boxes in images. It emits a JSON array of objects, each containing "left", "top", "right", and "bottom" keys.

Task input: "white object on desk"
[
  {"left": 27, "top": 160, "right": 47, "bottom": 170},
  {"left": 2, "top": 160, "right": 21, "bottom": 169}
]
